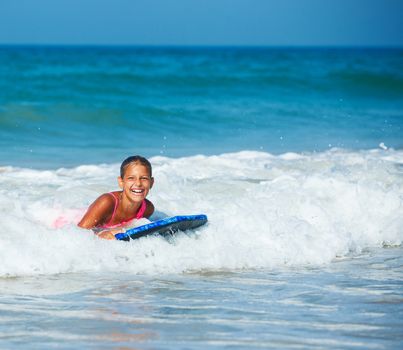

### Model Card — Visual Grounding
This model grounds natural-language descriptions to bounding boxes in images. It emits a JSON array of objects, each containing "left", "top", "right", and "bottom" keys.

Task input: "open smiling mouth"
[{"left": 131, "top": 189, "right": 144, "bottom": 194}]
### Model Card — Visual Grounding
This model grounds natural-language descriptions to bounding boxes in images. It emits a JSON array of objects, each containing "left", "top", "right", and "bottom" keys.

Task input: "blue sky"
[{"left": 1, "top": 0, "right": 402, "bottom": 46}]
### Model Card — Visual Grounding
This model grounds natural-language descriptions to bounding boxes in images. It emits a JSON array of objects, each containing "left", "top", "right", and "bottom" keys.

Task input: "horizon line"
[{"left": 0, "top": 43, "right": 402, "bottom": 50}]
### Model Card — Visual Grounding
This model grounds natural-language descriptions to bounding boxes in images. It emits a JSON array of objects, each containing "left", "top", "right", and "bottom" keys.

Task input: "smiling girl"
[{"left": 78, "top": 155, "right": 154, "bottom": 240}]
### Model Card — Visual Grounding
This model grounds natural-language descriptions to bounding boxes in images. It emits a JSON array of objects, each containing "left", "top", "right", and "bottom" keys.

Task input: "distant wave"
[
  {"left": 327, "top": 70, "right": 403, "bottom": 95},
  {"left": 1, "top": 46, "right": 403, "bottom": 167}
]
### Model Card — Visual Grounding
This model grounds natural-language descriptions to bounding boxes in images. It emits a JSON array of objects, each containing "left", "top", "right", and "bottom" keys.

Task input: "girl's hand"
[
  {"left": 96, "top": 231, "right": 116, "bottom": 240},
  {"left": 95, "top": 228, "right": 125, "bottom": 240}
]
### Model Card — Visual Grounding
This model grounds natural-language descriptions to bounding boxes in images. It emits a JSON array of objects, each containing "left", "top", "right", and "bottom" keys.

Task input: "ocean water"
[{"left": 0, "top": 46, "right": 403, "bottom": 349}]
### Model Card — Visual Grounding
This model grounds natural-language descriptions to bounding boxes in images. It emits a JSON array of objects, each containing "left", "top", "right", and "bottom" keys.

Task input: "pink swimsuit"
[{"left": 100, "top": 192, "right": 147, "bottom": 229}]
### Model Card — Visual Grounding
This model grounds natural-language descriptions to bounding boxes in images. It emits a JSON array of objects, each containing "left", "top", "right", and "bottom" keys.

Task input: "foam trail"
[{"left": 0, "top": 149, "right": 402, "bottom": 277}]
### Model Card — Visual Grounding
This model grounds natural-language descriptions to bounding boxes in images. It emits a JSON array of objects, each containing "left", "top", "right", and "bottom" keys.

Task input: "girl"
[{"left": 78, "top": 155, "right": 154, "bottom": 240}]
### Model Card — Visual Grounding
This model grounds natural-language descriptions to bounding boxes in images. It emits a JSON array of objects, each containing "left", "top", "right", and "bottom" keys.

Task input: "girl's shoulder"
[
  {"left": 78, "top": 192, "right": 120, "bottom": 229},
  {"left": 93, "top": 192, "right": 119, "bottom": 209},
  {"left": 98, "top": 191, "right": 121, "bottom": 201}
]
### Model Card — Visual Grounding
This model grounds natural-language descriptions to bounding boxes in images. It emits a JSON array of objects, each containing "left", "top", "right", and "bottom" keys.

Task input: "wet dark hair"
[{"left": 120, "top": 155, "right": 152, "bottom": 178}]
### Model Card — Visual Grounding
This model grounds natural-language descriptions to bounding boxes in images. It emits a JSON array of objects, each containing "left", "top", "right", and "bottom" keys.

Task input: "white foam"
[{"left": 1, "top": 149, "right": 402, "bottom": 277}]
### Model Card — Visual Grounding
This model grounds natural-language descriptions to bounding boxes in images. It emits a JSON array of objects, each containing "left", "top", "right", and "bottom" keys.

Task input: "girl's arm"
[{"left": 78, "top": 194, "right": 118, "bottom": 239}]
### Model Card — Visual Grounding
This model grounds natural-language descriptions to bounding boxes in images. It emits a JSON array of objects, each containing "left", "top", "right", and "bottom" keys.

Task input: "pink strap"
[
  {"left": 104, "top": 192, "right": 119, "bottom": 227},
  {"left": 136, "top": 198, "right": 147, "bottom": 219},
  {"left": 101, "top": 193, "right": 146, "bottom": 229}
]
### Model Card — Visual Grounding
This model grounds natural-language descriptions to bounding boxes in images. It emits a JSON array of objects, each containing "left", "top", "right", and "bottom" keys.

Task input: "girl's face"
[{"left": 118, "top": 162, "right": 154, "bottom": 203}]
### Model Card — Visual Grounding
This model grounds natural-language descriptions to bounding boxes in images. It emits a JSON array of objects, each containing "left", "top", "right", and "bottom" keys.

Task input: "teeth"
[{"left": 132, "top": 189, "right": 143, "bottom": 193}]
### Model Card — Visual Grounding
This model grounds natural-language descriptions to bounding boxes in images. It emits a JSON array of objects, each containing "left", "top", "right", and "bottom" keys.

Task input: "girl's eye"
[{"left": 126, "top": 176, "right": 149, "bottom": 180}]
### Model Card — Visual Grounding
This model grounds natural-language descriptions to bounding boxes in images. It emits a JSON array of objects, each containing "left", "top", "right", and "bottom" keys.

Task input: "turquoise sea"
[{"left": 0, "top": 46, "right": 402, "bottom": 349}]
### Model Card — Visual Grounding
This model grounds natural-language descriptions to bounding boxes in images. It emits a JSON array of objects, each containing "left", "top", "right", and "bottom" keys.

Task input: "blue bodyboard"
[{"left": 115, "top": 214, "right": 208, "bottom": 241}]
